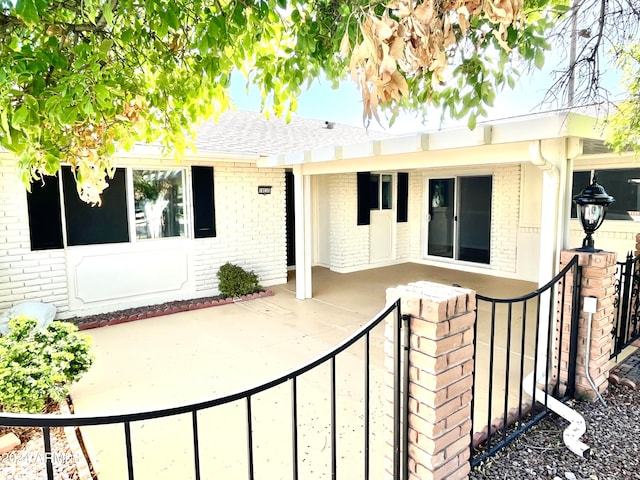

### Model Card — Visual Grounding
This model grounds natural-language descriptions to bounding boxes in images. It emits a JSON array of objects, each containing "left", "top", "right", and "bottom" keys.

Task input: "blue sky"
[{"left": 229, "top": 50, "right": 624, "bottom": 136}]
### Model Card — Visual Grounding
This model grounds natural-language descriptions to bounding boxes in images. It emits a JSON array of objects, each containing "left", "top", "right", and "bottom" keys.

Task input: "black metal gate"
[
  {"left": 0, "top": 301, "right": 408, "bottom": 480},
  {"left": 612, "top": 251, "right": 640, "bottom": 360},
  {"left": 470, "top": 255, "right": 582, "bottom": 466}
]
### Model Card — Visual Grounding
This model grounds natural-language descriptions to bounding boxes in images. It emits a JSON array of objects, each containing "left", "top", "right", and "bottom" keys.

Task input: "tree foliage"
[
  {"left": 0, "top": 0, "right": 571, "bottom": 203},
  {"left": 606, "top": 43, "right": 640, "bottom": 155}
]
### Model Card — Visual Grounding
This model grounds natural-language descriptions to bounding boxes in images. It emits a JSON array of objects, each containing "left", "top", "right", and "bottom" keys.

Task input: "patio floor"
[{"left": 69, "top": 263, "right": 537, "bottom": 480}]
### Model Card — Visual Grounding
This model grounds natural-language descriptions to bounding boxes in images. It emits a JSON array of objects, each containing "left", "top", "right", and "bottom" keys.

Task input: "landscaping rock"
[
  {"left": 0, "top": 433, "right": 20, "bottom": 454},
  {"left": 0, "top": 302, "right": 56, "bottom": 336}
]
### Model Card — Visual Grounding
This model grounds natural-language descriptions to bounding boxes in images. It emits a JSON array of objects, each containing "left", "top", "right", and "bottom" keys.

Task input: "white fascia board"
[
  {"left": 306, "top": 145, "right": 337, "bottom": 163},
  {"left": 337, "top": 141, "right": 376, "bottom": 159},
  {"left": 426, "top": 125, "right": 492, "bottom": 150},
  {"left": 489, "top": 113, "right": 601, "bottom": 144},
  {"left": 297, "top": 141, "right": 531, "bottom": 175},
  {"left": 373, "top": 134, "right": 424, "bottom": 155}
]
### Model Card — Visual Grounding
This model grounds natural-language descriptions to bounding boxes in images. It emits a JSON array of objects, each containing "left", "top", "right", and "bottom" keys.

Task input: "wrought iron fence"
[
  {"left": 470, "top": 255, "right": 581, "bottom": 466},
  {"left": 0, "top": 300, "right": 407, "bottom": 480},
  {"left": 612, "top": 252, "right": 640, "bottom": 360}
]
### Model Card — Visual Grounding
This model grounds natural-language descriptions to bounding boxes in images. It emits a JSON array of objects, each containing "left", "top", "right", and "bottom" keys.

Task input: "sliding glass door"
[{"left": 426, "top": 176, "right": 492, "bottom": 264}]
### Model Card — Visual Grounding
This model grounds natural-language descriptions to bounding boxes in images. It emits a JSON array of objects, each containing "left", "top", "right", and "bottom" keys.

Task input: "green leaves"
[
  {"left": 606, "top": 43, "right": 640, "bottom": 156},
  {"left": 0, "top": 316, "right": 93, "bottom": 413}
]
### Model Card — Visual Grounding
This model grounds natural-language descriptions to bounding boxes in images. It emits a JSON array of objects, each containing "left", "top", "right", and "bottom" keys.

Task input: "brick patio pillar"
[
  {"left": 384, "top": 281, "right": 476, "bottom": 480},
  {"left": 558, "top": 250, "right": 617, "bottom": 400}
]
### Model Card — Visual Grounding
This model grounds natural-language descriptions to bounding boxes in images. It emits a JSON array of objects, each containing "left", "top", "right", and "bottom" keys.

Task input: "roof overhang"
[{"left": 258, "top": 112, "right": 604, "bottom": 173}]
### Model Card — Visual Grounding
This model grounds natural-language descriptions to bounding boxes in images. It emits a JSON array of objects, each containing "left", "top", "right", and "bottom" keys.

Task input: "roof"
[
  {"left": 193, "top": 110, "right": 396, "bottom": 156},
  {"left": 258, "top": 111, "right": 606, "bottom": 170}
]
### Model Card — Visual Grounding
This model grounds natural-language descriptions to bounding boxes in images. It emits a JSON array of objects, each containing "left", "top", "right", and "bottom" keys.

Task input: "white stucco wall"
[{"left": 0, "top": 155, "right": 287, "bottom": 318}]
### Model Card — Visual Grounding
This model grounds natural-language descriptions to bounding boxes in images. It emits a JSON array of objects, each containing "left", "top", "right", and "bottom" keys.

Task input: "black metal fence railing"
[
  {"left": 0, "top": 300, "right": 407, "bottom": 480},
  {"left": 612, "top": 252, "right": 640, "bottom": 360},
  {"left": 470, "top": 255, "right": 581, "bottom": 467}
]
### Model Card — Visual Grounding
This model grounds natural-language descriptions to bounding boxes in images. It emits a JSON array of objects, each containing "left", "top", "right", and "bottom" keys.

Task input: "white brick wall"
[
  {"left": 328, "top": 174, "right": 370, "bottom": 270},
  {"left": 0, "top": 157, "right": 69, "bottom": 314},
  {"left": 490, "top": 165, "right": 520, "bottom": 273},
  {"left": 192, "top": 164, "right": 287, "bottom": 295},
  {"left": 0, "top": 156, "right": 287, "bottom": 318}
]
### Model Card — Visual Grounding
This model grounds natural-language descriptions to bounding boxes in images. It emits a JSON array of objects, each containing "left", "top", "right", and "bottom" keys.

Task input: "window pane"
[
  {"left": 381, "top": 174, "right": 393, "bottom": 209},
  {"left": 369, "top": 174, "right": 380, "bottom": 209},
  {"left": 134, "top": 169, "right": 185, "bottom": 239},
  {"left": 63, "top": 167, "right": 129, "bottom": 246},
  {"left": 595, "top": 168, "right": 640, "bottom": 221}
]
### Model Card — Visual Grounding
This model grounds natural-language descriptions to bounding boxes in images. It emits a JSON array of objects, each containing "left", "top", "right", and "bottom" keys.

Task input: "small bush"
[
  {"left": 0, "top": 316, "right": 93, "bottom": 413},
  {"left": 217, "top": 262, "right": 262, "bottom": 298}
]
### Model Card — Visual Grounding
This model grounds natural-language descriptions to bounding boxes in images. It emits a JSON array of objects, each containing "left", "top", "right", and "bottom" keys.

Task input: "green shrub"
[
  {"left": 217, "top": 262, "right": 262, "bottom": 298},
  {"left": 0, "top": 316, "right": 93, "bottom": 413}
]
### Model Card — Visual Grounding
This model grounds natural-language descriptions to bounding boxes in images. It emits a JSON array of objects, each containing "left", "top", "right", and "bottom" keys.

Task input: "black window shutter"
[
  {"left": 397, "top": 172, "right": 409, "bottom": 223},
  {"left": 26, "top": 174, "right": 64, "bottom": 250},
  {"left": 191, "top": 166, "right": 216, "bottom": 238},
  {"left": 62, "top": 167, "right": 129, "bottom": 246},
  {"left": 357, "top": 172, "right": 371, "bottom": 226}
]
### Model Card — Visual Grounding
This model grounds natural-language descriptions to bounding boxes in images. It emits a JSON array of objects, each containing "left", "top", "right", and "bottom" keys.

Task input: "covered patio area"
[{"left": 69, "top": 264, "right": 537, "bottom": 479}]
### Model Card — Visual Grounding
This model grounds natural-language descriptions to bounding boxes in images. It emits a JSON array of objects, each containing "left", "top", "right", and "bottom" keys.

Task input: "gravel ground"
[
  {"left": 471, "top": 384, "right": 640, "bottom": 480},
  {"left": 0, "top": 423, "right": 80, "bottom": 480}
]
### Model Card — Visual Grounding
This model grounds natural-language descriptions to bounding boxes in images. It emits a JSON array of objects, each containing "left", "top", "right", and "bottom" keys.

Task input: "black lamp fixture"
[{"left": 573, "top": 175, "right": 615, "bottom": 252}]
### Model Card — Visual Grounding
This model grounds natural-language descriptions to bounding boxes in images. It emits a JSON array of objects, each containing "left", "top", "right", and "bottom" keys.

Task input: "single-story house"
[{"left": 0, "top": 110, "right": 637, "bottom": 318}]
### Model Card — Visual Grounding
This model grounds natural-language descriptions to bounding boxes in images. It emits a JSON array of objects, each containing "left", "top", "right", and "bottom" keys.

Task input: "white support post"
[{"left": 293, "top": 166, "right": 312, "bottom": 300}]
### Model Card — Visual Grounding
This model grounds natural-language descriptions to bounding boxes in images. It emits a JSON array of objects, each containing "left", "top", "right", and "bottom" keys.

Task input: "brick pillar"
[
  {"left": 558, "top": 250, "right": 617, "bottom": 400},
  {"left": 385, "top": 282, "right": 475, "bottom": 480},
  {"left": 635, "top": 232, "right": 640, "bottom": 257}
]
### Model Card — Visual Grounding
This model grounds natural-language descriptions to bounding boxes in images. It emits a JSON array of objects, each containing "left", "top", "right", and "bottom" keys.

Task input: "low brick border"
[{"left": 75, "top": 290, "right": 275, "bottom": 331}]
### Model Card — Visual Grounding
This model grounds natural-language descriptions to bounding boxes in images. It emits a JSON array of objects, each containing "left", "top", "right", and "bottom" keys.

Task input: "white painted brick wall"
[
  {"left": 0, "top": 157, "right": 69, "bottom": 314},
  {"left": 192, "top": 164, "right": 287, "bottom": 295},
  {"left": 328, "top": 174, "right": 370, "bottom": 270},
  {"left": 396, "top": 171, "right": 421, "bottom": 260},
  {"left": 491, "top": 165, "right": 520, "bottom": 273},
  {"left": 0, "top": 156, "right": 287, "bottom": 318}
]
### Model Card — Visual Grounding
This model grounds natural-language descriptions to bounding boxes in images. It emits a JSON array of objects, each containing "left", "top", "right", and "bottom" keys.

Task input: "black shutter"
[
  {"left": 62, "top": 166, "right": 129, "bottom": 246},
  {"left": 191, "top": 166, "right": 216, "bottom": 238},
  {"left": 357, "top": 172, "right": 371, "bottom": 226},
  {"left": 26, "top": 174, "right": 64, "bottom": 250},
  {"left": 397, "top": 172, "right": 408, "bottom": 223}
]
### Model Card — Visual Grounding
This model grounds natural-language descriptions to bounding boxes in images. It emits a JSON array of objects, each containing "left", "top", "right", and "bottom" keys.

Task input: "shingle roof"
[{"left": 193, "top": 110, "right": 396, "bottom": 156}]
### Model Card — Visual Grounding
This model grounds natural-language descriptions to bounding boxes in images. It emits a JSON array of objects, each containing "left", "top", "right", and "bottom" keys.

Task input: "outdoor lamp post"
[{"left": 573, "top": 176, "right": 615, "bottom": 252}]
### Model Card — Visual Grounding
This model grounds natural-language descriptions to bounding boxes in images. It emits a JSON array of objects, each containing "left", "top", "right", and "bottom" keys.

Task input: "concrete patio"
[{"left": 69, "top": 263, "right": 537, "bottom": 479}]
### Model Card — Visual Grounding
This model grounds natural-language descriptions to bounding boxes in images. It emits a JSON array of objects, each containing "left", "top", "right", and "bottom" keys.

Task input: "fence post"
[
  {"left": 558, "top": 250, "right": 617, "bottom": 400},
  {"left": 385, "top": 281, "right": 476, "bottom": 480}
]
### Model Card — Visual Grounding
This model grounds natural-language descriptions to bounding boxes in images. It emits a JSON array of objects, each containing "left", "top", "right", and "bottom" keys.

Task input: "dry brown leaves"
[
  {"left": 66, "top": 98, "right": 145, "bottom": 206},
  {"left": 346, "top": 0, "right": 525, "bottom": 124}
]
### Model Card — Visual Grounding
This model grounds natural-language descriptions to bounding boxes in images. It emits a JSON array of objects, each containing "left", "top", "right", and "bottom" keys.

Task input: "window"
[
  {"left": 26, "top": 165, "right": 215, "bottom": 250},
  {"left": 133, "top": 169, "right": 185, "bottom": 240},
  {"left": 572, "top": 168, "right": 640, "bottom": 221},
  {"left": 370, "top": 173, "right": 393, "bottom": 210},
  {"left": 62, "top": 166, "right": 129, "bottom": 246},
  {"left": 357, "top": 171, "right": 407, "bottom": 225}
]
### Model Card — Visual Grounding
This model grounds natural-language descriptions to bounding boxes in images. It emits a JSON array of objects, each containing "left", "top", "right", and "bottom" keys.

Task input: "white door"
[{"left": 370, "top": 173, "right": 395, "bottom": 263}]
